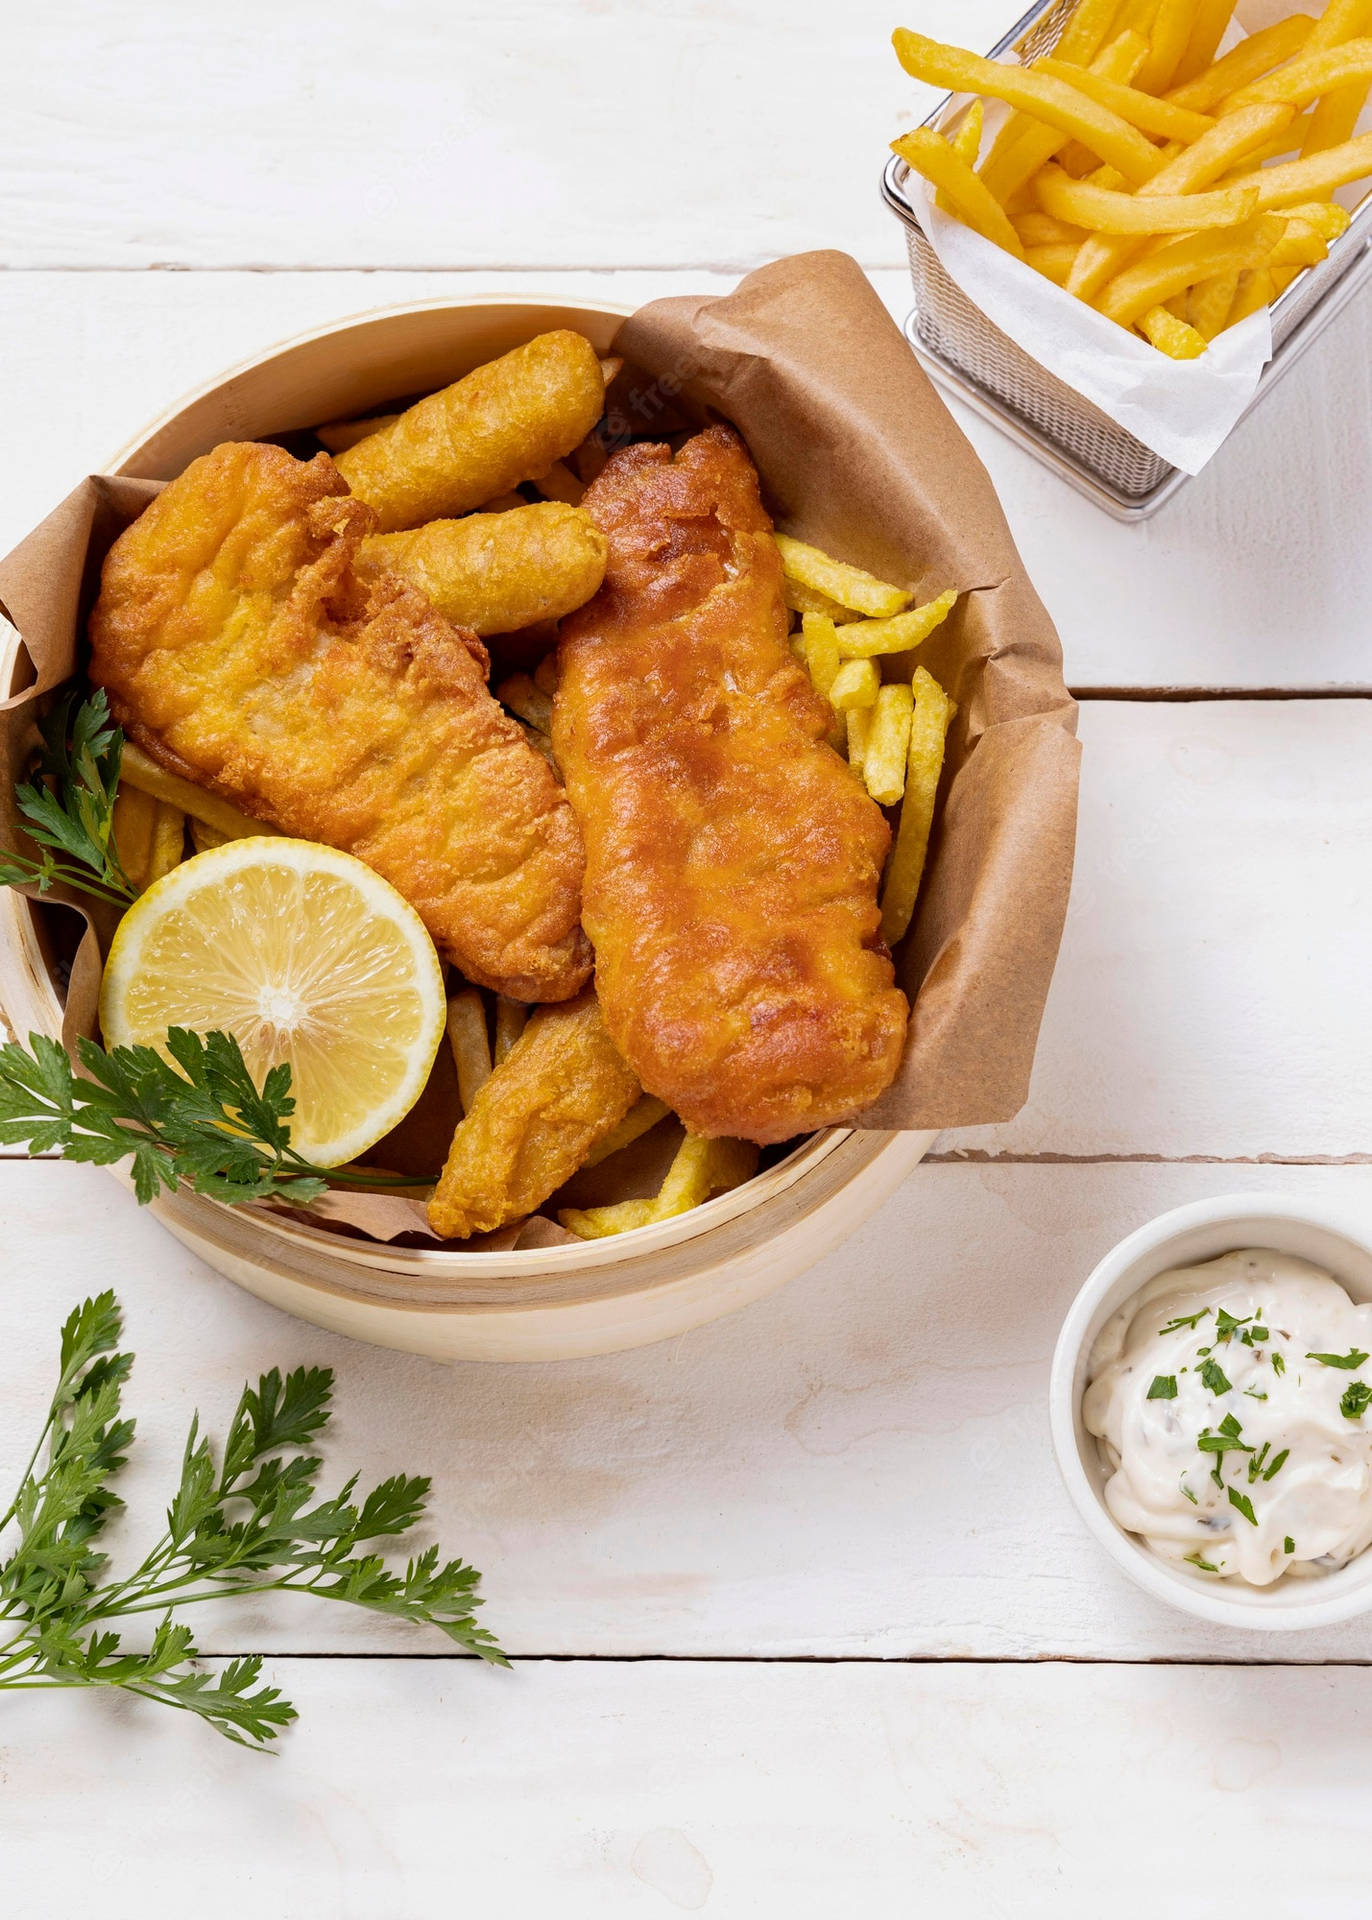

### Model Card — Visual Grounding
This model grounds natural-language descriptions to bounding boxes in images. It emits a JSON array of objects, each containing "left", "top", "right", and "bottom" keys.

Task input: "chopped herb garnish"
[
  {"left": 1185, "top": 1552, "right": 1220, "bottom": 1573},
  {"left": 1307, "top": 1349, "right": 1370, "bottom": 1370},
  {"left": 1180, "top": 1477, "right": 1197, "bottom": 1505},
  {"left": 1219, "top": 1412, "right": 1243, "bottom": 1436},
  {"left": 1245, "top": 1326, "right": 1269, "bottom": 1343},
  {"left": 1160, "top": 1309, "right": 1209, "bottom": 1335},
  {"left": 1341, "top": 1381, "right": 1372, "bottom": 1421},
  {"left": 1244, "top": 1388, "right": 1268, "bottom": 1402},
  {"left": 1199, "top": 1358, "right": 1232, "bottom": 1395},
  {"left": 1147, "top": 1374, "right": 1178, "bottom": 1400},
  {"left": 1248, "top": 1441, "right": 1271, "bottom": 1483},
  {"left": 1197, "top": 1346, "right": 1213, "bottom": 1357},
  {"left": 1271, "top": 1352, "right": 1286, "bottom": 1377},
  {"left": 1284, "top": 1536, "right": 1295, "bottom": 1555},
  {"left": 1263, "top": 1448, "right": 1289, "bottom": 1481},
  {"left": 1228, "top": 1486, "right": 1258, "bottom": 1526},
  {"left": 1216, "top": 1308, "right": 1252, "bottom": 1342}
]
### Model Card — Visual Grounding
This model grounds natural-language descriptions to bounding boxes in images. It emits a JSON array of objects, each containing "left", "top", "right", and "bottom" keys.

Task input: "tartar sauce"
[{"left": 1084, "top": 1250, "right": 1372, "bottom": 1586}]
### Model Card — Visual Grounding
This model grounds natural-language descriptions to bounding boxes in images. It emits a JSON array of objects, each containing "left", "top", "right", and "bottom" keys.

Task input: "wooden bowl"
[{"left": 0, "top": 297, "right": 934, "bottom": 1362}]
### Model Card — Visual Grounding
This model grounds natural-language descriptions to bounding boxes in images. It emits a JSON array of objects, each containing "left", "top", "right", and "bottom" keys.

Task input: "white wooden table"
[{"left": 4, "top": 3, "right": 1372, "bottom": 1911}]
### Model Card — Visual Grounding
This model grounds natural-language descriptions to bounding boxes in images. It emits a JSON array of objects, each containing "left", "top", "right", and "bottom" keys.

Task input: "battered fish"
[
  {"left": 553, "top": 427, "right": 910, "bottom": 1144},
  {"left": 90, "top": 441, "right": 591, "bottom": 1002}
]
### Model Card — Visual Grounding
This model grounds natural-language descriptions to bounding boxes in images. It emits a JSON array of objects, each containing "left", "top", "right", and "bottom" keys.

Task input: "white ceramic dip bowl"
[{"left": 1050, "top": 1194, "right": 1372, "bottom": 1631}]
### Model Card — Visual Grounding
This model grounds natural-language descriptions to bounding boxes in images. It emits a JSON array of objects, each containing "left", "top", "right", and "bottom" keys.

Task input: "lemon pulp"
[{"left": 99, "top": 837, "right": 446, "bottom": 1168}]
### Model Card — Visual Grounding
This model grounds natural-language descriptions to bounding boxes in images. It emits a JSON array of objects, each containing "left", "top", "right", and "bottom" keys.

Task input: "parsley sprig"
[
  {"left": 0, "top": 1028, "right": 434, "bottom": 1204},
  {"left": 0, "top": 1293, "right": 505, "bottom": 1749},
  {"left": 0, "top": 689, "right": 137, "bottom": 908}
]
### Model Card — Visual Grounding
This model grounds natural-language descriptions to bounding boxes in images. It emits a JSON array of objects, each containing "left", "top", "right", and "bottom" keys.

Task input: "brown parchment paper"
[{"left": 0, "top": 249, "right": 1077, "bottom": 1245}]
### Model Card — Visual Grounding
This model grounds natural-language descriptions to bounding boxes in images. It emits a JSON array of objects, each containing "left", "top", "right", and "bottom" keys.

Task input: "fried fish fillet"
[
  {"left": 90, "top": 441, "right": 591, "bottom": 1002},
  {"left": 428, "top": 988, "right": 641, "bottom": 1240},
  {"left": 553, "top": 426, "right": 910, "bottom": 1145}
]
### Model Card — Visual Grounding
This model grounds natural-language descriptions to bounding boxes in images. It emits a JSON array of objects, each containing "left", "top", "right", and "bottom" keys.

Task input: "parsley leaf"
[
  {"left": 1341, "top": 1381, "right": 1372, "bottom": 1421},
  {"left": 1263, "top": 1448, "right": 1290, "bottom": 1481},
  {"left": 1228, "top": 1486, "right": 1258, "bottom": 1527},
  {"left": 1147, "top": 1375, "right": 1178, "bottom": 1400},
  {"left": 1160, "top": 1309, "right": 1209, "bottom": 1335},
  {"left": 1307, "top": 1349, "right": 1370, "bottom": 1370},
  {"left": 1216, "top": 1308, "right": 1252, "bottom": 1342},
  {"left": 0, "top": 689, "right": 137, "bottom": 908},
  {"left": 1199, "top": 1357, "right": 1232, "bottom": 1395},
  {"left": 0, "top": 1028, "right": 434, "bottom": 1205},
  {"left": 1284, "top": 1536, "right": 1296, "bottom": 1555},
  {"left": 0, "top": 1294, "right": 505, "bottom": 1750}
]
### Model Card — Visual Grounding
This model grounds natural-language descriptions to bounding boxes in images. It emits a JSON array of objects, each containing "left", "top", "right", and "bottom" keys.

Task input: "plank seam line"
[
  {"left": 0, "top": 261, "right": 915, "bottom": 276},
  {"left": 166, "top": 1652, "right": 1372, "bottom": 1667}
]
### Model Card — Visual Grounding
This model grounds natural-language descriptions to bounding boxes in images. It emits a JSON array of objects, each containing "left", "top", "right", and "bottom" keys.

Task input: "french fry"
[
  {"left": 1035, "top": 161, "right": 1257, "bottom": 233},
  {"left": 892, "top": 29, "right": 1165, "bottom": 184},
  {"left": 1032, "top": 57, "right": 1216, "bottom": 141},
  {"left": 773, "top": 535, "right": 911, "bottom": 618},
  {"left": 446, "top": 988, "right": 492, "bottom": 1116},
  {"left": 315, "top": 413, "right": 401, "bottom": 454},
  {"left": 189, "top": 818, "right": 230, "bottom": 855},
  {"left": 1281, "top": 198, "right": 1355, "bottom": 239},
  {"left": 531, "top": 458, "right": 585, "bottom": 506},
  {"left": 879, "top": 669, "right": 956, "bottom": 949},
  {"left": 495, "top": 672, "right": 554, "bottom": 735},
  {"left": 835, "top": 589, "right": 959, "bottom": 660},
  {"left": 1171, "top": 0, "right": 1240, "bottom": 89},
  {"left": 1268, "top": 216, "right": 1330, "bottom": 268},
  {"left": 493, "top": 996, "right": 529, "bottom": 1065},
  {"left": 1117, "top": 0, "right": 1164, "bottom": 39},
  {"left": 1224, "top": 130, "right": 1372, "bottom": 206},
  {"left": 560, "top": 1131, "right": 758, "bottom": 1239},
  {"left": 1236, "top": 111, "right": 1317, "bottom": 164},
  {"left": 582, "top": 1095, "right": 673, "bottom": 1169},
  {"left": 948, "top": 99, "right": 984, "bottom": 170},
  {"left": 1303, "top": 76, "right": 1372, "bottom": 156},
  {"left": 781, "top": 576, "right": 862, "bottom": 624},
  {"left": 1230, "top": 39, "right": 1372, "bottom": 112},
  {"left": 1015, "top": 210, "right": 1089, "bottom": 246},
  {"left": 1058, "top": 0, "right": 1133, "bottom": 64},
  {"left": 1097, "top": 215, "right": 1285, "bottom": 326},
  {"left": 1026, "top": 243, "right": 1083, "bottom": 284},
  {"left": 118, "top": 740, "right": 275, "bottom": 843},
  {"left": 828, "top": 659, "right": 881, "bottom": 711},
  {"left": 146, "top": 803, "right": 186, "bottom": 885},
  {"left": 846, "top": 707, "right": 873, "bottom": 778},
  {"left": 110, "top": 785, "right": 156, "bottom": 893},
  {"left": 891, "top": 128, "right": 1026, "bottom": 255},
  {"left": 558, "top": 1197, "right": 659, "bottom": 1239},
  {"left": 1226, "top": 264, "right": 1276, "bottom": 326},
  {"left": 863, "top": 683, "right": 914, "bottom": 808},
  {"left": 980, "top": 31, "right": 1148, "bottom": 206},
  {"left": 1067, "top": 104, "right": 1295, "bottom": 298},
  {"left": 1140, "top": 304, "right": 1209, "bottom": 356},
  {"left": 801, "top": 611, "right": 842, "bottom": 704},
  {"left": 1166, "top": 16, "right": 1315, "bottom": 112},
  {"left": 1135, "top": 0, "right": 1204, "bottom": 95},
  {"left": 1187, "top": 269, "right": 1239, "bottom": 339}
]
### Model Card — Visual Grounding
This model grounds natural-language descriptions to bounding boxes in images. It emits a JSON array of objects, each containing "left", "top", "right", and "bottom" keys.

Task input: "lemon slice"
[{"left": 99, "top": 837, "right": 446, "bottom": 1168}]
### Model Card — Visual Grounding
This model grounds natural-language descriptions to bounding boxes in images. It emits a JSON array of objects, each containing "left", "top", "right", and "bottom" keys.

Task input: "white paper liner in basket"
[{"left": 907, "top": 173, "right": 1273, "bottom": 476}]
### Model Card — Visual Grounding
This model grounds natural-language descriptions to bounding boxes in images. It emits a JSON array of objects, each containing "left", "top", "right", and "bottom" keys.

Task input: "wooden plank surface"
[
  {"left": 10, "top": 1155, "right": 1372, "bottom": 1662},
  {"left": 2, "top": 1658, "right": 1368, "bottom": 1918}
]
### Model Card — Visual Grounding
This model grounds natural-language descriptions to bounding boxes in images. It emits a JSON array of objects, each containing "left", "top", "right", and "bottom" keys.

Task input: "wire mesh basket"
[{"left": 883, "top": 0, "right": 1372, "bottom": 518}]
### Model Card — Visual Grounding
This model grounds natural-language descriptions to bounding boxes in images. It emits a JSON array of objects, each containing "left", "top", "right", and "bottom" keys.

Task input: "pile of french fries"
[
  {"left": 892, "top": 0, "right": 1372, "bottom": 357},
  {"left": 776, "top": 537, "right": 958, "bottom": 948}
]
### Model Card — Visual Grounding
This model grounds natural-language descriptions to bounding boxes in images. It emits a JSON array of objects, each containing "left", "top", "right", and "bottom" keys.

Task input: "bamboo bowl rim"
[{"left": 0, "top": 293, "right": 888, "bottom": 1294}]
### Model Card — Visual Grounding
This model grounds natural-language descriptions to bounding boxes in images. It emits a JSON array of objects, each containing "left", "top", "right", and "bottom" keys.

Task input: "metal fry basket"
[{"left": 883, "top": 0, "right": 1372, "bottom": 519}]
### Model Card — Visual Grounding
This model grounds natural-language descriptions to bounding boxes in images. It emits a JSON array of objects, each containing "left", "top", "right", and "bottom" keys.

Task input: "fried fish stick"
[
  {"left": 360, "top": 503, "right": 607, "bottom": 636},
  {"left": 335, "top": 331, "right": 608, "bottom": 533},
  {"left": 555, "top": 427, "right": 910, "bottom": 1146},
  {"left": 427, "top": 989, "right": 641, "bottom": 1240},
  {"left": 90, "top": 442, "right": 591, "bottom": 1003}
]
